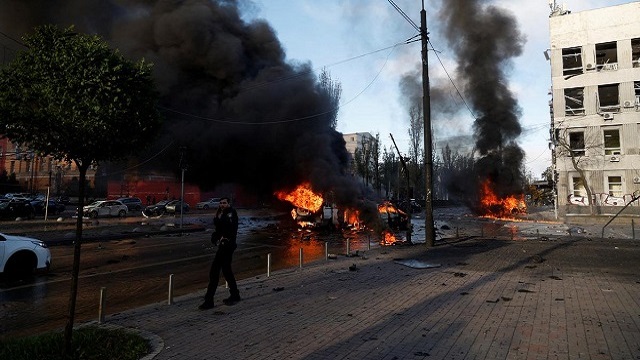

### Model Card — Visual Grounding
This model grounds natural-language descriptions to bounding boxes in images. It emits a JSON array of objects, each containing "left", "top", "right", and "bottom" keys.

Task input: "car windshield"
[
  {"left": 88, "top": 201, "right": 103, "bottom": 207},
  {"left": 157, "top": 200, "right": 171, "bottom": 205}
]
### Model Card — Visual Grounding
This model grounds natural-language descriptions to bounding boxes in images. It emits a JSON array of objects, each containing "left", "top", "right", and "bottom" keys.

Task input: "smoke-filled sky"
[
  {"left": 0, "top": 0, "right": 634, "bottom": 190},
  {"left": 253, "top": 0, "right": 635, "bottom": 180}
]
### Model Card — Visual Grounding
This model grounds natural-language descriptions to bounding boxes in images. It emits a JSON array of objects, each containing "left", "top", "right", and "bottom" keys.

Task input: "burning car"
[{"left": 378, "top": 201, "right": 408, "bottom": 230}]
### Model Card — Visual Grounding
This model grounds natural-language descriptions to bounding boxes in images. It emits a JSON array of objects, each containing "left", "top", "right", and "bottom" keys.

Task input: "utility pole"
[
  {"left": 421, "top": 1, "right": 435, "bottom": 246},
  {"left": 179, "top": 146, "right": 187, "bottom": 231}
]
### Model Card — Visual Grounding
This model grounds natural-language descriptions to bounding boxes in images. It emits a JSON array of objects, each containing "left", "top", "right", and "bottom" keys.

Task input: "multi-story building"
[
  {"left": 0, "top": 138, "right": 96, "bottom": 195},
  {"left": 342, "top": 132, "right": 377, "bottom": 173},
  {"left": 549, "top": 2, "right": 640, "bottom": 217}
]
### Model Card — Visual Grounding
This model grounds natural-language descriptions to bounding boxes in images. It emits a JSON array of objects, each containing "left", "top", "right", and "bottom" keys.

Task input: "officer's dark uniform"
[{"left": 200, "top": 204, "right": 240, "bottom": 309}]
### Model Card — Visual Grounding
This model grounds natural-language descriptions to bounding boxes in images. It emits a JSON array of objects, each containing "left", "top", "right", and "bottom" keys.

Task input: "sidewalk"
[{"left": 105, "top": 235, "right": 640, "bottom": 360}]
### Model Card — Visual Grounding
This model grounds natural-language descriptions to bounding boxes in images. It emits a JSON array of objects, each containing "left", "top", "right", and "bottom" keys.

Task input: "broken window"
[
  {"left": 632, "top": 38, "right": 640, "bottom": 68},
  {"left": 595, "top": 42, "right": 618, "bottom": 71},
  {"left": 603, "top": 128, "right": 621, "bottom": 155},
  {"left": 607, "top": 176, "right": 623, "bottom": 197},
  {"left": 562, "top": 47, "right": 583, "bottom": 76},
  {"left": 598, "top": 84, "right": 619, "bottom": 112},
  {"left": 569, "top": 131, "right": 585, "bottom": 156},
  {"left": 564, "top": 87, "right": 584, "bottom": 116},
  {"left": 572, "top": 176, "right": 586, "bottom": 197}
]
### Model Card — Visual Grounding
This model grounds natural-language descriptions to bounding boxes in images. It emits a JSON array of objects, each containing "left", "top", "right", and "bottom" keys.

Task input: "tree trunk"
[{"left": 63, "top": 162, "right": 89, "bottom": 356}]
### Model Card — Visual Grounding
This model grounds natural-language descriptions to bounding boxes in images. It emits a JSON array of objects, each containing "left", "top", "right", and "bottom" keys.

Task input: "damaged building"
[{"left": 549, "top": 2, "right": 640, "bottom": 217}]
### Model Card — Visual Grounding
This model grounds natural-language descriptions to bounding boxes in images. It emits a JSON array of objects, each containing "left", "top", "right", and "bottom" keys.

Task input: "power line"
[
  {"left": 387, "top": 0, "right": 420, "bottom": 32},
  {"left": 158, "top": 40, "right": 409, "bottom": 125}
]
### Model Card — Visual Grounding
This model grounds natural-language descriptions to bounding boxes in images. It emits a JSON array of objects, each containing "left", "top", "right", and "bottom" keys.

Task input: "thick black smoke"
[
  {"left": 439, "top": 0, "right": 526, "bottom": 200},
  {"left": 0, "top": 0, "right": 366, "bottom": 205}
]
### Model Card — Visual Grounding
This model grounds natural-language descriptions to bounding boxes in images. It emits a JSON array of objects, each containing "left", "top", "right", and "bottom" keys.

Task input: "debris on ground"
[{"left": 394, "top": 259, "right": 442, "bottom": 269}]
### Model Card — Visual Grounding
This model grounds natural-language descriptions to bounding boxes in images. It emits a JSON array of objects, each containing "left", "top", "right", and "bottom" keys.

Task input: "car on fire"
[
  {"left": 0, "top": 232, "right": 51, "bottom": 280},
  {"left": 378, "top": 201, "right": 408, "bottom": 230},
  {"left": 80, "top": 200, "right": 128, "bottom": 218}
]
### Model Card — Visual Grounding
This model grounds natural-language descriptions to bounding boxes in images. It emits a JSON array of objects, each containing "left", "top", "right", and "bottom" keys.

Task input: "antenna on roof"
[{"left": 549, "top": 0, "right": 570, "bottom": 17}]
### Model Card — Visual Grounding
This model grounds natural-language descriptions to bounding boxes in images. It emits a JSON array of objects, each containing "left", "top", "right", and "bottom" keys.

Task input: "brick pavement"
[{"left": 106, "top": 236, "right": 640, "bottom": 360}]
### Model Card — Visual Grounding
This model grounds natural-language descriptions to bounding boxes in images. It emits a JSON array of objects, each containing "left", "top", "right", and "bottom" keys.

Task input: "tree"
[
  {"left": 554, "top": 127, "right": 599, "bottom": 215},
  {"left": 318, "top": 68, "right": 342, "bottom": 129},
  {"left": 0, "top": 25, "right": 161, "bottom": 355}
]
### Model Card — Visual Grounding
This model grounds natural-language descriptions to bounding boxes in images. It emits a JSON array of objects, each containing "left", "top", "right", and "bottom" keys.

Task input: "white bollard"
[
  {"left": 267, "top": 253, "right": 272, "bottom": 277},
  {"left": 168, "top": 274, "right": 174, "bottom": 305},
  {"left": 325, "top": 242, "right": 329, "bottom": 261},
  {"left": 299, "top": 248, "right": 303, "bottom": 269},
  {"left": 346, "top": 238, "right": 350, "bottom": 256},
  {"left": 98, "top": 287, "right": 107, "bottom": 324}
]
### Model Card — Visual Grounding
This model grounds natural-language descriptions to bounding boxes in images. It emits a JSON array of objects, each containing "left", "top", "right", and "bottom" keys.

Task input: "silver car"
[
  {"left": 196, "top": 198, "right": 221, "bottom": 210},
  {"left": 82, "top": 200, "right": 128, "bottom": 218}
]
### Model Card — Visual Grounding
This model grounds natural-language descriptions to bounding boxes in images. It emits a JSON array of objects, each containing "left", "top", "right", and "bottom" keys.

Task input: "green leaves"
[{"left": 0, "top": 25, "right": 162, "bottom": 163}]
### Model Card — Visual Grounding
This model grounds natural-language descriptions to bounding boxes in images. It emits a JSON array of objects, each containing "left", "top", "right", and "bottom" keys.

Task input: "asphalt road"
[{"left": 0, "top": 212, "right": 378, "bottom": 340}]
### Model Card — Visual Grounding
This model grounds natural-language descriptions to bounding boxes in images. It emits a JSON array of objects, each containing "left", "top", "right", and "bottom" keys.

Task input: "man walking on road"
[{"left": 199, "top": 197, "right": 241, "bottom": 310}]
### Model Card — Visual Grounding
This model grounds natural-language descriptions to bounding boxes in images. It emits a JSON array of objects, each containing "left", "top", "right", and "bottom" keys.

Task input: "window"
[
  {"left": 569, "top": 131, "right": 585, "bottom": 156},
  {"left": 603, "top": 128, "right": 621, "bottom": 155},
  {"left": 595, "top": 42, "right": 618, "bottom": 71},
  {"left": 9, "top": 161, "right": 15, "bottom": 174},
  {"left": 632, "top": 38, "right": 640, "bottom": 68},
  {"left": 564, "top": 87, "right": 584, "bottom": 116},
  {"left": 572, "top": 176, "right": 586, "bottom": 197},
  {"left": 562, "top": 47, "right": 583, "bottom": 75},
  {"left": 607, "top": 176, "right": 623, "bottom": 197},
  {"left": 598, "top": 84, "right": 619, "bottom": 112},
  {"left": 635, "top": 81, "right": 640, "bottom": 107}
]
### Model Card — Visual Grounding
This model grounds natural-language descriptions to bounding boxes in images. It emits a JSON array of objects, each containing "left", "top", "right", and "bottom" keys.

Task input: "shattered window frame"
[
  {"left": 571, "top": 176, "right": 586, "bottom": 197},
  {"left": 607, "top": 176, "right": 623, "bottom": 198},
  {"left": 562, "top": 47, "right": 583, "bottom": 76},
  {"left": 564, "top": 87, "right": 585, "bottom": 116},
  {"left": 568, "top": 131, "right": 585, "bottom": 157},
  {"left": 595, "top": 42, "right": 618, "bottom": 71},
  {"left": 632, "top": 38, "right": 640, "bottom": 68},
  {"left": 597, "top": 83, "right": 620, "bottom": 112},
  {"left": 603, "top": 128, "right": 621, "bottom": 155}
]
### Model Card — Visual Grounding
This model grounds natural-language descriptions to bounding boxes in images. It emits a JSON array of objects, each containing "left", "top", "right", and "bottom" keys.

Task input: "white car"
[
  {"left": 81, "top": 200, "right": 128, "bottom": 218},
  {"left": 196, "top": 198, "right": 221, "bottom": 210},
  {"left": 0, "top": 232, "right": 51, "bottom": 279}
]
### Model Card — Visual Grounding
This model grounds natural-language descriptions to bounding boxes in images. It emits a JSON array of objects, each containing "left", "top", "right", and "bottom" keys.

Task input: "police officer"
[{"left": 199, "top": 197, "right": 241, "bottom": 310}]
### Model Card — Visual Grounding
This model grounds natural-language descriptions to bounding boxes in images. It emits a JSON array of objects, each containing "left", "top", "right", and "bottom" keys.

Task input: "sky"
[{"left": 247, "top": 0, "right": 637, "bottom": 180}]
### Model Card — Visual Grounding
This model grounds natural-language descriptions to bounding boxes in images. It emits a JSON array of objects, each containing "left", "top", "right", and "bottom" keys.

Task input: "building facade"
[
  {"left": 0, "top": 138, "right": 96, "bottom": 195},
  {"left": 549, "top": 2, "right": 640, "bottom": 216}
]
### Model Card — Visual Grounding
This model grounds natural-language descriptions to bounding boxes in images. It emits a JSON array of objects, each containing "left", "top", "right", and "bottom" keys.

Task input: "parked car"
[
  {"left": 0, "top": 232, "right": 51, "bottom": 280},
  {"left": 0, "top": 199, "right": 35, "bottom": 220},
  {"left": 196, "top": 198, "right": 221, "bottom": 210},
  {"left": 30, "top": 199, "right": 66, "bottom": 215},
  {"left": 116, "top": 197, "right": 143, "bottom": 211},
  {"left": 143, "top": 200, "right": 172, "bottom": 216},
  {"left": 55, "top": 195, "right": 70, "bottom": 205},
  {"left": 165, "top": 200, "right": 190, "bottom": 214},
  {"left": 81, "top": 200, "right": 128, "bottom": 218}
]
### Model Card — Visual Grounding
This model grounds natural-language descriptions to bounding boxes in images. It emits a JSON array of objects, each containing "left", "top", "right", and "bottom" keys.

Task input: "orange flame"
[
  {"left": 343, "top": 208, "right": 361, "bottom": 228},
  {"left": 381, "top": 230, "right": 399, "bottom": 245},
  {"left": 275, "top": 182, "right": 324, "bottom": 212},
  {"left": 479, "top": 180, "right": 527, "bottom": 218}
]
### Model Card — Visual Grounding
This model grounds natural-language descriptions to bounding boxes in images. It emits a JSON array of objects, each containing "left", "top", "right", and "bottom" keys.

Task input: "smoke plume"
[
  {"left": 0, "top": 0, "right": 365, "bottom": 205},
  {"left": 438, "top": 0, "right": 526, "bottom": 200}
]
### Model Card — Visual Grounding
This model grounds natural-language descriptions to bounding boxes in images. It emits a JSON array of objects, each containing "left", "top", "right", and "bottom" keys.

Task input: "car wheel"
[
  {"left": 118, "top": 210, "right": 126, "bottom": 217},
  {"left": 89, "top": 211, "right": 98, "bottom": 219},
  {"left": 203, "top": 205, "right": 209, "bottom": 210},
  {"left": 4, "top": 252, "right": 36, "bottom": 281}
]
